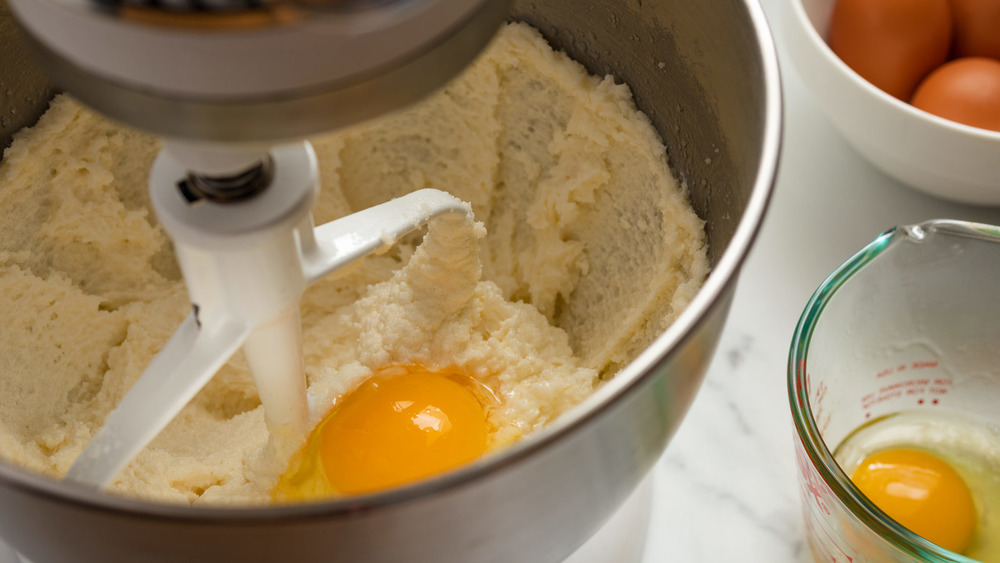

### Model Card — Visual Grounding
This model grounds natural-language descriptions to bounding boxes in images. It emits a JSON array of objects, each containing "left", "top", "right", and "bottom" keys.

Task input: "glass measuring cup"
[{"left": 789, "top": 219, "right": 1000, "bottom": 563}]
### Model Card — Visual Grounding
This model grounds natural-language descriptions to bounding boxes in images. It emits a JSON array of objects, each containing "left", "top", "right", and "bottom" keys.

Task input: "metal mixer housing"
[{"left": 7, "top": 0, "right": 511, "bottom": 142}]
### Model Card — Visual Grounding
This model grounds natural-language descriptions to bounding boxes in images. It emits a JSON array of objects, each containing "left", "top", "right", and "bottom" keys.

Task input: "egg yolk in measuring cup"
[
  {"left": 851, "top": 448, "right": 976, "bottom": 553},
  {"left": 274, "top": 365, "right": 493, "bottom": 500}
]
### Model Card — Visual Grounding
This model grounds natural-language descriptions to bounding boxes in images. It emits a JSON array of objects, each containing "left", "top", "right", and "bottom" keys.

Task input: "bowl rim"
[
  {"left": 786, "top": 219, "right": 1000, "bottom": 563},
  {"left": 786, "top": 0, "right": 1000, "bottom": 143},
  {"left": 0, "top": 0, "right": 782, "bottom": 522}
]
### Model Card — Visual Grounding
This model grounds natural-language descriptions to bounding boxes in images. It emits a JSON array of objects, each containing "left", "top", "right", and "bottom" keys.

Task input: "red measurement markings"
[
  {"left": 863, "top": 361, "right": 947, "bottom": 416},
  {"left": 875, "top": 360, "right": 938, "bottom": 378},
  {"left": 796, "top": 440, "right": 831, "bottom": 516},
  {"left": 803, "top": 509, "right": 856, "bottom": 562},
  {"left": 813, "top": 379, "right": 828, "bottom": 407},
  {"left": 808, "top": 376, "right": 834, "bottom": 433}
]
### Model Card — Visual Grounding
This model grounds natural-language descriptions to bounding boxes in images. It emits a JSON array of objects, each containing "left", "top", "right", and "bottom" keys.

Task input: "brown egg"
[
  {"left": 950, "top": 0, "right": 1000, "bottom": 59},
  {"left": 911, "top": 57, "right": 1000, "bottom": 132},
  {"left": 829, "top": 0, "right": 953, "bottom": 100}
]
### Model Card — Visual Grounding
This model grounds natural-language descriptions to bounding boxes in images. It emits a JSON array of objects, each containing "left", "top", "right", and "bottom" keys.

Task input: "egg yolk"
[
  {"left": 274, "top": 365, "right": 490, "bottom": 500},
  {"left": 851, "top": 448, "right": 976, "bottom": 553}
]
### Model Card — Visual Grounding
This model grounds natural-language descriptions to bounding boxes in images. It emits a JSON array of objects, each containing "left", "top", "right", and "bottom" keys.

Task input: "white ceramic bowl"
[{"left": 783, "top": 0, "right": 1000, "bottom": 206}]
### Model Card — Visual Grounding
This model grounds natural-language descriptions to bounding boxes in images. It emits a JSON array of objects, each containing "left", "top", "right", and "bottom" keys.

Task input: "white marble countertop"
[
  {"left": 2, "top": 2, "right": 997, "bottom": 562},
  {"left": 641, "top": 0, "right": 1000, "bottom": 561}
]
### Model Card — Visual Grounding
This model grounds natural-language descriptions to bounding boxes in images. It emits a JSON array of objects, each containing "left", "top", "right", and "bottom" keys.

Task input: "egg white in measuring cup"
[{"left": 835, "top": 410, "right": 1000, "bottom": 561}]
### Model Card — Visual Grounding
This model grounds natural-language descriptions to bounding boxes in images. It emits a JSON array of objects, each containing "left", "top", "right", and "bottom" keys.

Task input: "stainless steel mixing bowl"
[{"left": 0, "top": 1, "right": 781, "bottom": 561}]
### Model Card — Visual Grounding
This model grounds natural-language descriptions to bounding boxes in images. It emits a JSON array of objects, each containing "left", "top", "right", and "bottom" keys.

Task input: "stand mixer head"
[
  {"left": 7, "top": 0, "right": 509, "bottom": 490},
  {"left": 7, "top": 0, "right": 510, "bottom": 142}
]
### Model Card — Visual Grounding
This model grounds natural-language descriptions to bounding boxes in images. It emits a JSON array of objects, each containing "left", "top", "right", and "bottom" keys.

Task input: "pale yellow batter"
[{"left": 0, "top": 23, "right": 709, "bottom": 504}]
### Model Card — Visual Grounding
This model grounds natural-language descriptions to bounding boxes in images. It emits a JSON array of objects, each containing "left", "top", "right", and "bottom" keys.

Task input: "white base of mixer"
[
  {"left": 0, "top": 475, "right": 654, "bottom": 563},
  {"left": 563, "top": 474, "right": 654, "bottom": 563}
]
